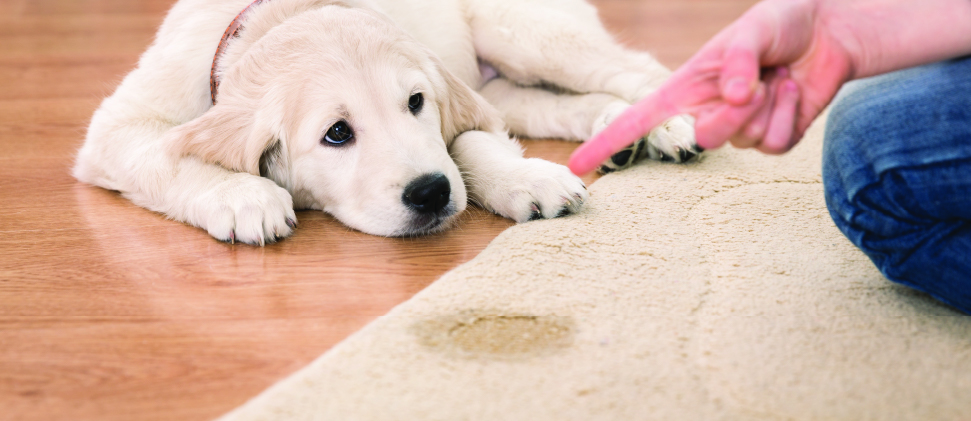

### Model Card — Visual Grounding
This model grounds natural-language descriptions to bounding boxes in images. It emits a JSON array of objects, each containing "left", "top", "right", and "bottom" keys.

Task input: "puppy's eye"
[
  {"left": 408, "top": 93, "right": 423, "bottom": 114},
  {"left": 322, "top": 120, "right": 354, "bottom": 146}
]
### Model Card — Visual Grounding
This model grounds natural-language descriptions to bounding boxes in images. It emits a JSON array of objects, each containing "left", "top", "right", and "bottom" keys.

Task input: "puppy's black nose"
[{"left": 403, "top": 173, "right": 451, "bottom": 214}]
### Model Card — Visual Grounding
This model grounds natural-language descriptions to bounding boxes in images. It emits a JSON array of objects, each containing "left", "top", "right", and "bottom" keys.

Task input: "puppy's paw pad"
[
  {"left": 597, "top": 137, "right": 647, "bottom": 174},
  {"left": 527, "top": 203, "right": 543, "bottom": 221},
  {"left": 591, "top": 106, "right": 699, "bottom": 172}
]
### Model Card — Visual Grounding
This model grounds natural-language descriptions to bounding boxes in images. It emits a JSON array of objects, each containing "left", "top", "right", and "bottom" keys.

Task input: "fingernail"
[{"left": 724, "top": 77, "right": 752, "bottom": 101}]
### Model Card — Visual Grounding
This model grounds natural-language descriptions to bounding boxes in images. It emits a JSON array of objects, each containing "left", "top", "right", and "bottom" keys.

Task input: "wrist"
[
  {"left": 816, "top": 0, "right": 971, "bottom": 80},
  {"left": 812, "top": 0, "right": 868, "bottom": 81}
]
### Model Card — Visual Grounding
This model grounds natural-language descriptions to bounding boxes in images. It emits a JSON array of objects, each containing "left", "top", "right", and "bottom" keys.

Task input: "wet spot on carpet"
[{"left": 411, "top": 310, "right": 575, "bottom": 360}]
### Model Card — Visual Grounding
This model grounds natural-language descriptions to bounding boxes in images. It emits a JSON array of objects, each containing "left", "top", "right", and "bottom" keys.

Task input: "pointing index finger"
[{"left": 568, "top": 88, "right": 681, "bottom": 175}]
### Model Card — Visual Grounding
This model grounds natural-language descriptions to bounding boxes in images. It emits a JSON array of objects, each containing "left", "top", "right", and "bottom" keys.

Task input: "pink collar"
[{"left": 210, "top": 0, "right": 267, "bottom": 105}]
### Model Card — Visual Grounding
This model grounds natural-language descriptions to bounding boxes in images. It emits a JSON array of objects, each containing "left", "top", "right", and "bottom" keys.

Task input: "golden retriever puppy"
[{"left": 74, "top": 0, "right": 697, "bottom": 245}]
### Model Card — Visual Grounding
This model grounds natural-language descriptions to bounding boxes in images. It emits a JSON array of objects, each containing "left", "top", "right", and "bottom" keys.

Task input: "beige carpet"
[{"left": 217, "top": 115, "right": 971, "bottom": 421}]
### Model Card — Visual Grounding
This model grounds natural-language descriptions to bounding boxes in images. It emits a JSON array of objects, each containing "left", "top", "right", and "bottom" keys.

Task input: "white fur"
[{"left": 74, "top": 0, "right": 694, "bottom": 245}]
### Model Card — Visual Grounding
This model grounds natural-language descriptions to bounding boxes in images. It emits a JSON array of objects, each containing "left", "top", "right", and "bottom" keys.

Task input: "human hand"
[{"left": 569, "top": 0, "right": 856, "bottom": 175}]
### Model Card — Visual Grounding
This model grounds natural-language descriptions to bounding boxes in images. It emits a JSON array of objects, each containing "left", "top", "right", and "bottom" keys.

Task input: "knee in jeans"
[
  {"left": 825, "top": 80, "right": 902, "bottom": 153},
  {"left": 824, "top": 176, "right": 921, "bottom": 283},
  {"left": 823, "top": 101, "right": 916, "bottom": 273}
]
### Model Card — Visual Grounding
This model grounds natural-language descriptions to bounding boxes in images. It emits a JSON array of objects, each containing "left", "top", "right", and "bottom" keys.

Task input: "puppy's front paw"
[
  {"left": 476, "top": 158, "right": 589, "bottom": 223},
  {"left": 200, "top": 175, "right": 297, "bottom": 246}
]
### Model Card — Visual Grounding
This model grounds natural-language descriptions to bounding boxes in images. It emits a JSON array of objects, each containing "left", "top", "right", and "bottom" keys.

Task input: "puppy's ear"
[
  {"left": 166, "top": 103, "right": 276, "bottom": 176},
  {"left": 435, "top": 60, "right": 505, "bottom": 143}
]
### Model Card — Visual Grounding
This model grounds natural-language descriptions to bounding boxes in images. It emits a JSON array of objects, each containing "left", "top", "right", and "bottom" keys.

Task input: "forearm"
[{"left": 819, "top": 0, "right": 971, "bottom": 79}]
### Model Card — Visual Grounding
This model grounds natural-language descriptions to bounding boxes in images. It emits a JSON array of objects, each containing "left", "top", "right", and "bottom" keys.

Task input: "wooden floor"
[{"left": 0, "top": 1, "right": 758, "bottom": 420}]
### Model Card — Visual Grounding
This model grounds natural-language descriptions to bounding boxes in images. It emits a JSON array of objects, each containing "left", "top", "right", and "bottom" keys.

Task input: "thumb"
[{"left": 719, "top": 31, "right": 764, "bottom": 105}]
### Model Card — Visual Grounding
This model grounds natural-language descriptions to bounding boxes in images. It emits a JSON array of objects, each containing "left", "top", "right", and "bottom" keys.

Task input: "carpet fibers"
[{"left": 218, "top": 116, "right": 971, "bottom": 420}]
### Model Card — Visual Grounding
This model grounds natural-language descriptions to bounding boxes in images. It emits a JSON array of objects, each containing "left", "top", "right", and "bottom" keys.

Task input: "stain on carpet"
[{"left": 411, "top": 310, "right": 575, "bottom": 360}]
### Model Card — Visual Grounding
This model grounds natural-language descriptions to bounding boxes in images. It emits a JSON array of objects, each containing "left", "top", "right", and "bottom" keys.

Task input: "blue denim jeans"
[{"left": 823, "top": 57, "right": 971, "bottom": 314}]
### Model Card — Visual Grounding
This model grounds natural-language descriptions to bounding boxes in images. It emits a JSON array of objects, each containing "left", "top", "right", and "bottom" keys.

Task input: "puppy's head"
[{"left": 169, "top": 5, "right": 502, "bottom": 236}]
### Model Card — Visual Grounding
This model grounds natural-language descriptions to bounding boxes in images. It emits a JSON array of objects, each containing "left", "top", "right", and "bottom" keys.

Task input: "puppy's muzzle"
[{"left": 402, "top": 173, "right": 451, "bottom": 214}]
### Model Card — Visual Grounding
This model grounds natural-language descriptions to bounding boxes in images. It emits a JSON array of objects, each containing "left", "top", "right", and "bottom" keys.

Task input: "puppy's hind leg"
[
  {"left": 468, "top": 0, "right": 667, "bottom": 103},
  {"left": 478, "top": 77, "right": 630, "bottom": 142},
  {"left": 468, "top": 0, "right": 700, "bottom": 167},
  {"left": 478, "top": 77, "right": 697, "bottom": 173}
]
